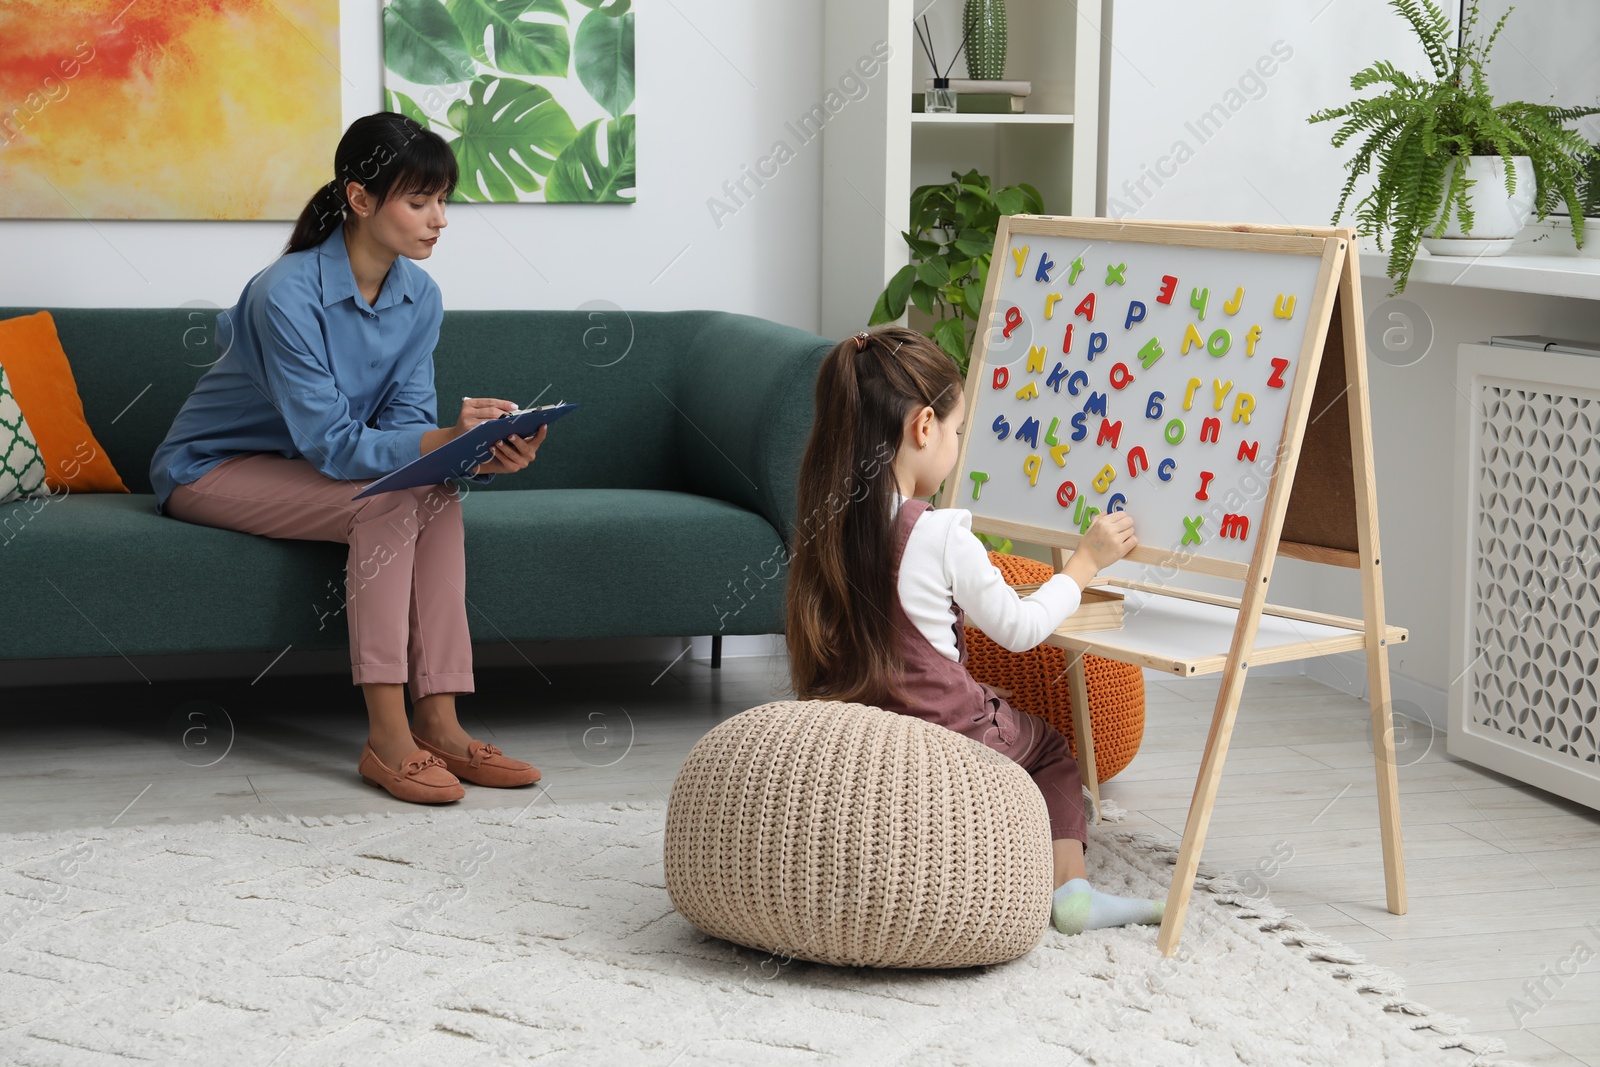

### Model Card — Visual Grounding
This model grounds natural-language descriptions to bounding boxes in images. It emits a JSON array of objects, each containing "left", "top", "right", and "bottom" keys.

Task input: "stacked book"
[{"left": 913, "top": 78, "right": 1032, "bottom": 115}]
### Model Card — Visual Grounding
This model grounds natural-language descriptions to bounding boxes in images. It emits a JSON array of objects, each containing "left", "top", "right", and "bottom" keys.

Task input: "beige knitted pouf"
[{"left": 663, "top": 700, "right": 1054, "bottom": 969}]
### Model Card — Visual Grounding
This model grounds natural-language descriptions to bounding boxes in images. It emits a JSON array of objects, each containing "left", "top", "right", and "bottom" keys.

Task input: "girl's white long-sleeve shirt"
[{"left": 893, "top": 494, "right": 1082, "bottom": 662}]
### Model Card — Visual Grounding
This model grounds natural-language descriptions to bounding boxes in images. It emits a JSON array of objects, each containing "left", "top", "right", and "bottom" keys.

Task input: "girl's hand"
[
  {"left": 473, "top": 423, "right": 548, "bottom": 475},
  {"left": 1063, "top": 512, "right": 1138, "bottom": 588}
]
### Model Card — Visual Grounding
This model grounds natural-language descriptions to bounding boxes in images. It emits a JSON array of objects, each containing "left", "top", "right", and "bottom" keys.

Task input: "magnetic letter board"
[{"left": 942, "top": 217, "right": 1345, "bottom": 581}]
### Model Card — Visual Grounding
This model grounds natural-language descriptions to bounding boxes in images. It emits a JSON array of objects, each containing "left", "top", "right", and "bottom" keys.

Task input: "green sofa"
[{"left": 0, "top": 306, "right": 829, "bottom": 667}]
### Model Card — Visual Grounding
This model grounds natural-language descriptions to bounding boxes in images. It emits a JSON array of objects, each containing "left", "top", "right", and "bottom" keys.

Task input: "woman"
[{"left": 151, "top": 112, "right": 545, "bottom": 804}]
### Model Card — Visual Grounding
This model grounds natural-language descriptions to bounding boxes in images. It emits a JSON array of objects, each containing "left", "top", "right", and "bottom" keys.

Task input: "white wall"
[
  {"left": 0, "top": 0, "right": 829, "bottom": 333},
  {"left": 1100, "top": 1, "right": 1600, "bottom": 710}
]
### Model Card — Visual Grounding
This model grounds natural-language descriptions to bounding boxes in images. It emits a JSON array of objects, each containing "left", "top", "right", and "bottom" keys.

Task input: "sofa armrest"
[{"left": 671, "top": 312, "right": 832, "bottom": 545}]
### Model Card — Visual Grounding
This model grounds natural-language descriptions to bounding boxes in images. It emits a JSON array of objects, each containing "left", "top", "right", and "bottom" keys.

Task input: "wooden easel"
[{"left": 944, "top": 218, "right": 1408, "bottom": 956}]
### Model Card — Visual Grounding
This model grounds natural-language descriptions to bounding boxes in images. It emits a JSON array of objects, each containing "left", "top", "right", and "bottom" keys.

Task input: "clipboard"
[{"left": 352, "top": 402, "right": 578, "bottom": 499}]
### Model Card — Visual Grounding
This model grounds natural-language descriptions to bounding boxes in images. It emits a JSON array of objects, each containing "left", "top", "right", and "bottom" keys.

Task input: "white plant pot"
[{"left": 1420, "top": 155, "right": 1535, "bottom": 257}]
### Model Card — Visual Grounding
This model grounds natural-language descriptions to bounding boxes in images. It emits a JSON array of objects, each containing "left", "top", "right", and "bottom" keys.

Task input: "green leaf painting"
[
  {"left": 545, "top": 115, "right": 636, "bottom": 202},
  {"left": 574, "top": 8, "right": 634, "bottom": 117},
  {"left": 449, "top": 78, "right": 580, "bottom": 201},
  {"left": 381, "top": 0, "right": 637, "bottom": 203}
]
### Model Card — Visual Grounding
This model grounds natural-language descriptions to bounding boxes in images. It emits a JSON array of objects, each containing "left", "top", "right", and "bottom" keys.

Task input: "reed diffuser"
[{"left": 914, "top": 16, "right": 967, "bottom": 114}]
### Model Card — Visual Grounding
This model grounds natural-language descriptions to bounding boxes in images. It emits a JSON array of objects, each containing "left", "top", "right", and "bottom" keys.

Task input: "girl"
[
  {"left": 786, "top": 326, "right": 1164, "bottom": 935},
  {"left": 150, "top": 113, "right": 544, "bottom": 805}
]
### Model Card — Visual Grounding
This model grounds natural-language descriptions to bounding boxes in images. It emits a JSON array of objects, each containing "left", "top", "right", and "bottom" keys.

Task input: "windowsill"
[{"left": 1358, "top": 219, "right": 1600, "bottom": 301}]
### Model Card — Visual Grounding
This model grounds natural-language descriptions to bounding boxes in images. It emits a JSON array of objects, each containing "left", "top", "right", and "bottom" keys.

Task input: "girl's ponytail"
[{"left": 786, "top": 326, "right": 966, "bottom": 704}]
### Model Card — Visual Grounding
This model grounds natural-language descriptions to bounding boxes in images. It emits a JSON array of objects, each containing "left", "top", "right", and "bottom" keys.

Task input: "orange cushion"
[{"left": 0, "top": 311, "right": 127, "bottom": 494}]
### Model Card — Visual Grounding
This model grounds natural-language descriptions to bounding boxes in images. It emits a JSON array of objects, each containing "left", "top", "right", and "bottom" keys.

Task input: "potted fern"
[
  {"left": 1309, "top": 0, "right": 1599, "bottom": 292},
  {"left": 869, "top": 168, "right": 1043, "bottom": 373}
]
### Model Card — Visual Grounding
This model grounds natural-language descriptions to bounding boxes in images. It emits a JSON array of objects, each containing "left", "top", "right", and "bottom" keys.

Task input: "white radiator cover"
[{"left": 1450, "top": 343, "right": 1600, "bottom": 811}]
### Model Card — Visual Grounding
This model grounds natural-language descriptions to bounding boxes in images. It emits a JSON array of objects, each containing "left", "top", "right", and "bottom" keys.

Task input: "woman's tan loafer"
[
  {"left": 358, "top": 744, "right": 465, "bottom": 803},
  {"left": 410, "top": 733, "right": 541, "bottom": 788}
]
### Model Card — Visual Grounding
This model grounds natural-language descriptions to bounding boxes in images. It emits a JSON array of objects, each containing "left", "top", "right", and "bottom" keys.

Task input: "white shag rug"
[{"left": 0, "top": 798, "right": 1521, "bottom": 1067}]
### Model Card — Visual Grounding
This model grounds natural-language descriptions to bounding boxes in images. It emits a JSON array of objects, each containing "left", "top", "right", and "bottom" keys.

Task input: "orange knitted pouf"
[{"left": 962, "top": 551, "right": 1146, "bottom": 783}]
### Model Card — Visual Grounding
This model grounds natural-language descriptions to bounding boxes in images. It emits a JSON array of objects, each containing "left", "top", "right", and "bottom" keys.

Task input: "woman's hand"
[{"left": 472, "top": 422, "right": 547, "bottom": 475}]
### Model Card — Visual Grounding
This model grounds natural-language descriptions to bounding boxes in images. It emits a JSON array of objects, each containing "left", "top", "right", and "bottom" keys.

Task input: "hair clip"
[{"left": 853, "top": 331, "right": 870, "bottom": 351}]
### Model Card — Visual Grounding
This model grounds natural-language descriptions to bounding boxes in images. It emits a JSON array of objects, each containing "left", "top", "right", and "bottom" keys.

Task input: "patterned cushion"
[{"left": 0, "top": 365, "right": 46, "bottom": 505}]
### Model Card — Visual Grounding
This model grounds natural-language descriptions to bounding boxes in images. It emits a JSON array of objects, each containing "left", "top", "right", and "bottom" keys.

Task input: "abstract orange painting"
[{"left": 0, "top": 0, "right": 341, "bottom": 219}]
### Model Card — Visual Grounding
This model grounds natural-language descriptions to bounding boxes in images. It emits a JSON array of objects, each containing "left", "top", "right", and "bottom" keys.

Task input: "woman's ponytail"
[
  {"left": 281, "top": 112, "right": 459, "bottom": 257},
  {"left": 285, "top": 179, "right": 348, "bottom": 255}
]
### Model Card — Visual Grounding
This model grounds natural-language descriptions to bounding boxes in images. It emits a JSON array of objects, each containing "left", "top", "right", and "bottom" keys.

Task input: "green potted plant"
[
  {"left": 1308, "top": 0, "right": 1599, "bottom": 292},
  {"left": 869, "top": 168, "right": 1043, "bottom": 373}
]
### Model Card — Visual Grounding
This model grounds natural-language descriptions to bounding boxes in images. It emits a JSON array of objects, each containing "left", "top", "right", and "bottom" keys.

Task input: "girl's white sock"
[{"left": 1051, "top": 877, "right": 1164, "bottom": 935}]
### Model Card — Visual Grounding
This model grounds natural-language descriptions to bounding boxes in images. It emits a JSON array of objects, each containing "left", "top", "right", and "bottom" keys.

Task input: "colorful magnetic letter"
[
  {"left": 1062, "top": 324, "right": 1074, "bottom": 354},
  {"left": 1164, "top": 418, "right": 1185, "bottom": 445},
  {"left": 1105, "top": 262, "right": 1127, "bottom": 285},
  {"left": 1082, "top": 392, "right": 1108, "bottom": 417},
  {"left": 1200, "top": 417, "right": 1221, "bottom": 443},
  {"left": 1044, "top": 416, "right": 1060, "bottom": 446},
  {"left": 1017, "top": 417, "right": 1040, "bottom": 448},
  {"left": 1012, "top": 246, "right": 1029, "bottom": 277},
  {"left": 1087, "top": 332, "right": 1108, "bottom": 361},
  {"left": 1183, "top": 377, "right": 1202, "bottom": 411},
  {"left": 1108, "top": 363, "right": 1135, "bottom": 390},
  {"left": 1023, "top": 454, "right": 1042, "bottom": 486},
  {"left": 1195, "top": 470, "right": 1214, "bottom": 501},
  {"left": 1231, "top": 393, "right": 1255, "bottom": 424},
  {"left": 1156, "top": 274, "right": 1178, "bottom": 304},
  {"left": 1223, "top": 287, "right": 1244, "bottom": 315},
  {"left": 1045, "top": 293, "right": 1063, "bottom": 319},
  {"left": 1181, "top": 323, "right": 1206, "bottom": 354},
  {"left": 1070, "top": 412, "right": 1089, "bottom": 441},
  {"left": 970, "top": 471, "right": 989, "bottom": 500},
  {"left": 1124, "top": 301, "right": 1147, "bottom": 330},
  {"left": 1157, "top": 457, "right": 1177, "bottom": 481},
  {"left": 1190, "top": 287, "right": 1209, "bottom": 321},
  {"left": 1035, "top": 252, "right": 1056, "bottom": 283},
  {"left": 1245, "top": 324, "right": 1262, "bottom": 356},
  {"left": 1096, "top": 419, "right": 1123, "bottom": 449},
  {"left": 1016, "top": 382, "right": 1039, "bottom": 401},
  {"left": 1068, "top": 370, "right": 1089, "bottom": 396},
  {"left": 1074, "top": 293, "right": 1096, "bottom": 321},
  {"left": 1128, "top": 446, "right": 1149, "bottom": 478},
  {"left": 1107, "top": 493, "right": 1127, "bottom": 512},
  {"left": 1050, "top": 441, "right": 1071, "bottom": 466},
  {"left": 1181, "top": 514, "right": 1204, "bottom": 545},
  {"left": 1237, "top": 440, "right": 1260, "bottom": 462},
  {"left": 1207, "top": 329, "right": 1231, "bottom": 357},
  {"left": 992, "top": 413, "right": 1011, "bottom": 440},
  {"left": 1273, "top": 294, "right": 1296, "bottom": 319},
  {"left": 1137, "top": 337, "right": 1165, "bottom": 370},
  {"left": 992, "top": 366, "right": 1010, "bottom": 390},
  {"left": 1092, "top": 463, "right": 1116, "bottom": 493},
  {"left": 1027, "top": 345, "right": 1047, "bottom": 373},
  {"left": 1056, "top": 481, "right": 1077, "bottom": 507},
  {"left": 1078, "top": 504, "right": 1101, "bottom": 535},
  {"left": 1003, "top": 306, "right": 1023, "bottom": 338},
  {"left": 1047, "top": 363, "right": 1070, "bottom": 393},
  {"left": 1220, "top": 513, "right": 1250, "bottom": 540},
  {"left": 1068, "top": 256, "right": 1086, "bottom": 285},
  {"left": 1145, "top": 391, "right": 1165, "bottom": 419},
  {"left": 1268, "top": 358, "right": 1289, "bottom": 388},
  {"left": 1212, "top": 378, "right": 1233, "bottom": 410}
]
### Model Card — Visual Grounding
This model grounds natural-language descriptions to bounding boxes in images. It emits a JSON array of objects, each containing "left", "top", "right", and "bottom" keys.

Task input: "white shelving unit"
[{"left": 820, "top": 0, "right": 1107, "bottom": 339}]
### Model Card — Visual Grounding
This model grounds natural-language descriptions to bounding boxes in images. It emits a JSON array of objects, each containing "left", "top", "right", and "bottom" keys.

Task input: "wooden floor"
[{"left": 2, "top": 655, "right": 1597, "bottom": 1065}]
